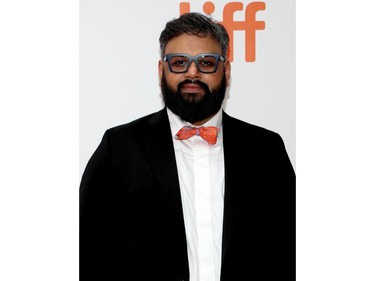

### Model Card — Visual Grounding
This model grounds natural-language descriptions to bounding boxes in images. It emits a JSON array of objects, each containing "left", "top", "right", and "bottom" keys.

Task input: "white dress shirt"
[{"left": 167, "top": 108, "right": 225, "bottom": 281}]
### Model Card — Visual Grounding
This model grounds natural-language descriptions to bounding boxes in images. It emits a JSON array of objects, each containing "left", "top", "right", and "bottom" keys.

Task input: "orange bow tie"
[{"left": 175, "top": 126, "right": 220, "bottom": 145}]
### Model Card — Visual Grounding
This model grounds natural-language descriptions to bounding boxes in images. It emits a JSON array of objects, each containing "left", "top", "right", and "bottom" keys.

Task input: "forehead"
[{"left": 164, "top": 33, "right": 221, "bottom": 55}]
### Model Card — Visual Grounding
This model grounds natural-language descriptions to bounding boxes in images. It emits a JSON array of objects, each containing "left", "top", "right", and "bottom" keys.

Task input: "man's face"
[{"left": 158, "top": 34, "right": 231, "bottom": 125}]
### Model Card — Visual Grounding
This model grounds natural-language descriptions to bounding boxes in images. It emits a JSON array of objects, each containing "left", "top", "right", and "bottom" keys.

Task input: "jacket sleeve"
[{"left": 79, "top": 131, "right": 122, "bottom": 280}]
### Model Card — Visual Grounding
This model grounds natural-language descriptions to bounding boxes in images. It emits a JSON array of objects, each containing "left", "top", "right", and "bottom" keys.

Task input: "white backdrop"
[{"left": 80, "top": 0, "right": 295, "bottom": 176}]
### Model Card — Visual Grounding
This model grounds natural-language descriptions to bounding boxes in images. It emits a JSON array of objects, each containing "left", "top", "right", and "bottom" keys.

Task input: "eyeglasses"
[{"left": 162, "top": 53, "right": 225, "bottom": 74}]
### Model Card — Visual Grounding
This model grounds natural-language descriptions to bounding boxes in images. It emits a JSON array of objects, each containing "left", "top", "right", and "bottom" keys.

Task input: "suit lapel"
[
  {"left": 221, "top": 112, "right": 242, "bottom": 265},
  {"left": 142, "top": 108, "right": 189, "bottom": 277}
]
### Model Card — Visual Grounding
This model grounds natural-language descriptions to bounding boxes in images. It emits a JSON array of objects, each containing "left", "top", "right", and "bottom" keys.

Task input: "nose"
[{"left": 184, "top": 60, "right": 201, "bottom": 79}]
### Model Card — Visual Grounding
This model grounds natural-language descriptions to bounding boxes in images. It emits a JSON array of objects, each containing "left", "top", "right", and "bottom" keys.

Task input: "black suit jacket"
[{"left": 80, "top": 108, "right": 296, "bottom": 281}]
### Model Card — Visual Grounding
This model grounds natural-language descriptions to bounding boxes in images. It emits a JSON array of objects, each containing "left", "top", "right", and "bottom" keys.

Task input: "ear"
[
  {"left": 158, "top": 60, "right": 164, "bottom": 83},
  {"left": 224, "top": 61, "right": 231, "bottom": 86}
]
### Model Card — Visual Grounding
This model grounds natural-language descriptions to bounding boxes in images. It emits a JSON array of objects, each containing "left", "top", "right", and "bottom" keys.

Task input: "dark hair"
[{"left": 159, "top": 12, "right": 229, "bottom": 60}]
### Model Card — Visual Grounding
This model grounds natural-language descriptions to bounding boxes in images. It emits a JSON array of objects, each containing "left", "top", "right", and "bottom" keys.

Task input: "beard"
[{"left": 161, "top": 72, "right": 227, "bottom": 124}]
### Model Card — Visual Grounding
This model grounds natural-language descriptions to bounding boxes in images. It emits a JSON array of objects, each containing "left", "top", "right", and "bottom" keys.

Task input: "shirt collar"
[{"left": 166, "top": 107, "right": 223, "bottom": 136}]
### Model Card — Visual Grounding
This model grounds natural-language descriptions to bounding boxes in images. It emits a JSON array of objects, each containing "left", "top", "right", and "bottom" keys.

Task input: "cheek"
[
  {"left": 164, "top": 74, "right": 182, "bottom": 90},
  {"left": 206, "top": 75, "right": 223, "bottom": 89}
]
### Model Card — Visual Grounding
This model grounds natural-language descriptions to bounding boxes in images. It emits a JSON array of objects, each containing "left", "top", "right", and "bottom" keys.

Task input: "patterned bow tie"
[{"left": 175, "top": 126, "right": 220, "bottom": 145}]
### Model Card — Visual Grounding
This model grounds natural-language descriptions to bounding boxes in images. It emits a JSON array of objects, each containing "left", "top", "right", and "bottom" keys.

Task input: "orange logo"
[{"left": 180, "top": 1, "right": 266, "bottom": 62}]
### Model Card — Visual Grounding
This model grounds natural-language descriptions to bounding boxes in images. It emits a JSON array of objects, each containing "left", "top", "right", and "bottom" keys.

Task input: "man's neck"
[{"left": 192, "top": 115, "right": 215, "bottom": 126}]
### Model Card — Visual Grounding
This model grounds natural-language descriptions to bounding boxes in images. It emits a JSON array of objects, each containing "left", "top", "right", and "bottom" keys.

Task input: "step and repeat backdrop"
[{"left": 80, "top": 0, "right": 295, "bottom": 175}]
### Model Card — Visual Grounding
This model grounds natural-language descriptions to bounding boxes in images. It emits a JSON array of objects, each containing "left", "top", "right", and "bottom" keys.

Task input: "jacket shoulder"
[
  {"left": 223, "top": 111, "right": 282, "bottom": 142},
  {"left": 106, "top": 109, "right": 165, "bottom": 136}
]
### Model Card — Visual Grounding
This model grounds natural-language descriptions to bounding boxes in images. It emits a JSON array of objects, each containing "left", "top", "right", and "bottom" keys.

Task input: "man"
[{"left": 80, "top": 12, "right": 295, "bottom": 281}]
